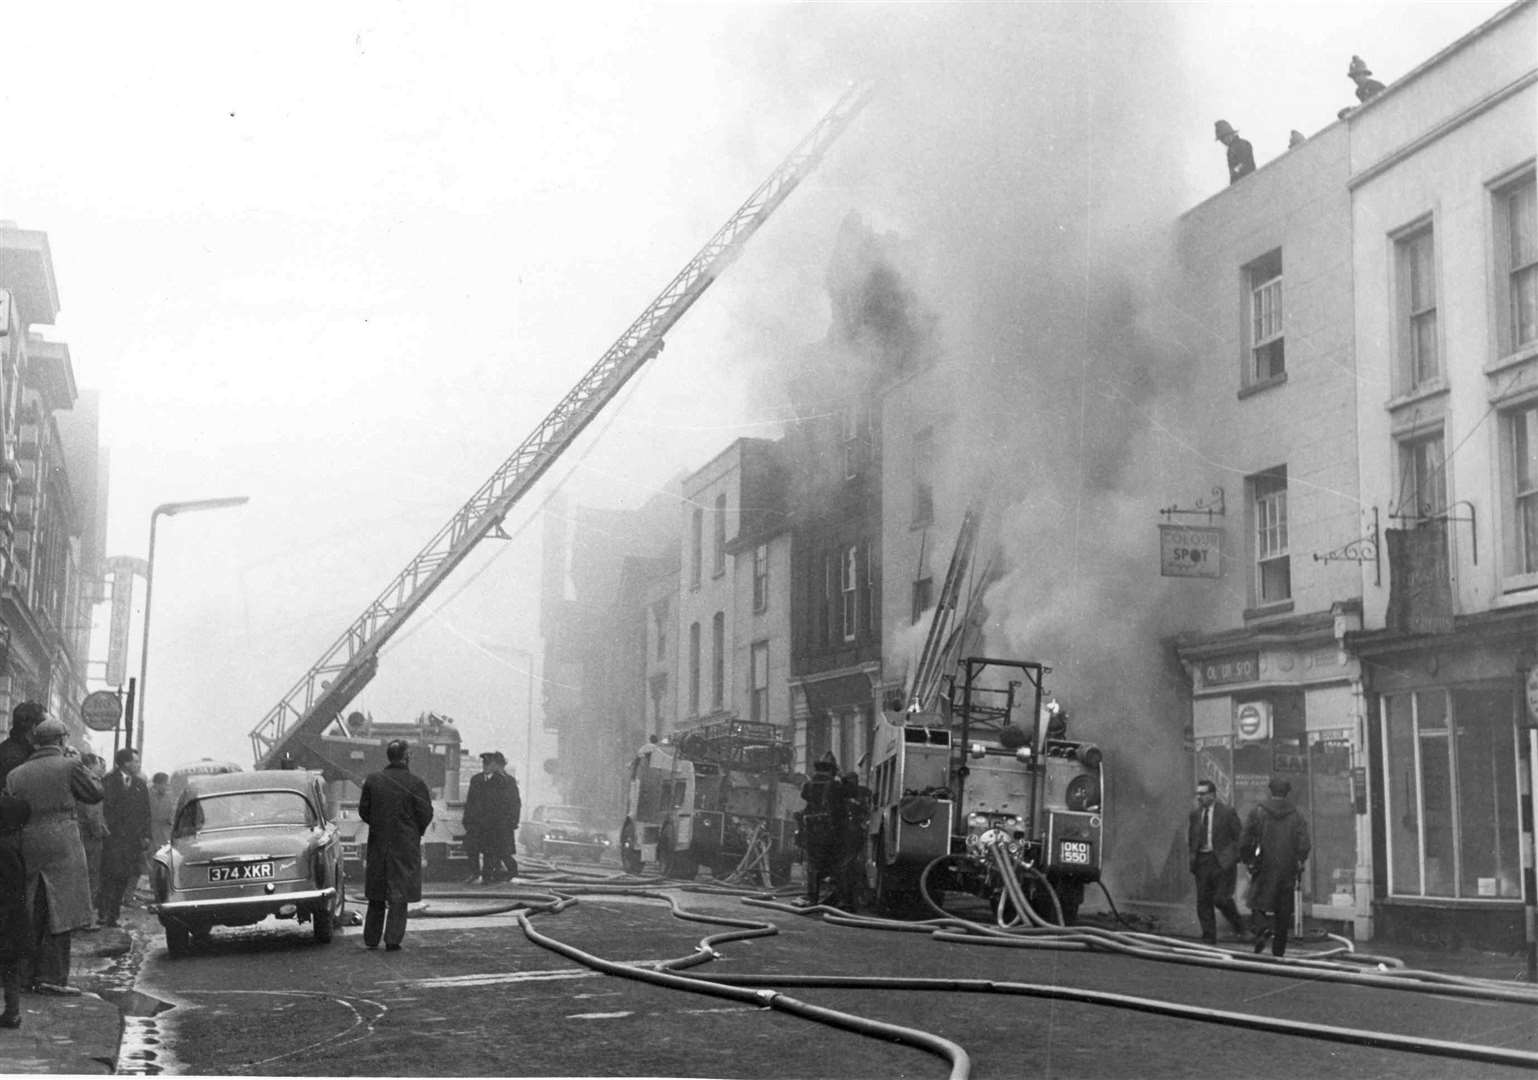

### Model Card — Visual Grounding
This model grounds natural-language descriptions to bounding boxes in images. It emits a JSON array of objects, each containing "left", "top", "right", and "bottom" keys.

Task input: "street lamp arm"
[{"left": 136, "top": 495, "right": 251, "bottom": 759}]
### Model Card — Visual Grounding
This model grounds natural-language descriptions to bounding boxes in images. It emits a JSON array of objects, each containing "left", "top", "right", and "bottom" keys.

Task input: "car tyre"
[{"left": 165, "top": 920, "right": 193, "bottom": 958}]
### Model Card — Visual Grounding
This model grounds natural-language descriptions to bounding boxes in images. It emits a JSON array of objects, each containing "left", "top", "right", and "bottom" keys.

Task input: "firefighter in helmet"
[
  {"left": 833, "top": 770, "right": 870, "bottom": 910},
  {"left": 799, "top": 752, "right": 845, "bottom": 905}
]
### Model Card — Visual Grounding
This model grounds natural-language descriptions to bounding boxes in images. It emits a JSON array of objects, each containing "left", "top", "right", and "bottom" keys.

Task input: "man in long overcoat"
[
  {"left": 1240, "top": 775, "right": 1311, "bottom": 957},
  {"left": 358, "top": 739, "right": 433, "bottom": 950},
  {"left": 99, "top": 748, "right": 151, "bottom": 927},
  {"left": 0, "top": 792, "right": 32, "bottom": 1027},
  {"left": 2, "top": 717, "right": 103, "bottom": 992},
  {"left": 463, "top": 751, "right": 520, "bottom": 882}
]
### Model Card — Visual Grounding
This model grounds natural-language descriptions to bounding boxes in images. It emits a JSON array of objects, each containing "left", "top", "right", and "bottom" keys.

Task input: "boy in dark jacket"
[{"left": 1240, "top": 776, "right": 1311, "bottom": 957}]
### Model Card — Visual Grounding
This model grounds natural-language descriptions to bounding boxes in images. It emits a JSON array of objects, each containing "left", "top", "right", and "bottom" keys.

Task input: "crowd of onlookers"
[{"left": 0, "top": 700, "right": 175, "bottom": 1031}]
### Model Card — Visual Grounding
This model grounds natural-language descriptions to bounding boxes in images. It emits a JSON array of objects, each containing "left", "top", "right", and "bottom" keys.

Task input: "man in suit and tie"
[{"left": 1188, "top": 779, "right": 1246, "bottom": 945}]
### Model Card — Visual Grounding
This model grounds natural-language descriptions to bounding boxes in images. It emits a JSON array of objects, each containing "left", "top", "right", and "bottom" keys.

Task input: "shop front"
[
  {"left": 1179, "top": 614, "right": 1372, "bottom": 938},
  {"left": 1350, "top": 608, "right": 1537, "bottom": 951}
]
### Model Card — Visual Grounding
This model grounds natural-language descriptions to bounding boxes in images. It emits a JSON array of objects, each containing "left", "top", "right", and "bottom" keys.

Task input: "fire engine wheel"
[
  {"left": 619, "top": 822, "right": 643, "bottom": 875},
  {"left": 658, "top": 830, "right": 697, "bottom": 881},
  {"left": 1053, "top": 877, "right": 1084, "bottom": 926},
  {"left": 873, "top": 832, "right": 920, "bottom": 917}
]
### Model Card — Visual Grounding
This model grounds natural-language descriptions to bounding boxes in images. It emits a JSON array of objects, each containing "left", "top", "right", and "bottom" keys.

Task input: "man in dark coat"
[
  {"left": 98, "top": 748, "right": 150, "bottom": 927},
  {"left": 358, "top": 740, "right": 433, "bottom": 951},
  {"left": 0, "top": 792, "right": 32, "bottom": 1027},
  {"left": 0, "top": 702, "right": 42, "bottom": 790},
  {"left": 1240, "top": 775, "right": 1311, "bottom": 957},
  {"left": 1213, "top": 119, "right": 1255, "bottom": 184},
  {"left": 463, "top": 752, "right": 520, "bottom": 882},
  {"left": 1188, "top": 779, "right": 1247, "bottom": 945},
  {"left": 2, "top": 717, "right": 103, "bottom": 992},
  {"left": 798, "top": 752, "right": 845, "bottom": 906}
]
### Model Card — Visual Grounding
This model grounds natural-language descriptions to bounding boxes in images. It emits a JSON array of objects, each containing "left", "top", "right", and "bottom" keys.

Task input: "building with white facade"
[{"left": 1342, "top": 0, "right": 1537, "bottom": 948}]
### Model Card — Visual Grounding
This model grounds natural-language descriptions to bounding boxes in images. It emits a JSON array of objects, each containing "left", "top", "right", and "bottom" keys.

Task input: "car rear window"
[{"left": 175, "top": 791, "right": 317, "bottom": 836}]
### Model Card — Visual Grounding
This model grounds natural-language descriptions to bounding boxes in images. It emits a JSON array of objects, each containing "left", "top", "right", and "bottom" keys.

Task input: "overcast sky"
[{"left": 0, "top": 1, "right": 1513, "bottom": 784}]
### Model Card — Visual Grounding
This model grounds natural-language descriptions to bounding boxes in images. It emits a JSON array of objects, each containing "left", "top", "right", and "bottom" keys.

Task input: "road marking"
[{"left": 566, "top": 1011, "right": 634, "bottom": 1019}]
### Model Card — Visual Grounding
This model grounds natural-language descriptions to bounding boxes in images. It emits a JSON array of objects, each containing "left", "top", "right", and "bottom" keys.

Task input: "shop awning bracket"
[
  {"left": 1160, "top": 486, "right": 1226, "bottom": 523},
  {"left": 1388, "top": 499, "right": 1477, "bottom": 565}
]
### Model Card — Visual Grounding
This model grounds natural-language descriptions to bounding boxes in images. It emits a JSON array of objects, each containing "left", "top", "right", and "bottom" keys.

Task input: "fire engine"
[
  {"left": 865, "top": 656, "right": 1104, "bottom": 923},
  {"left": 277, "top": 710, "right": 469, "bottom": 880},
  {"left": 620, "top": 719, "right": 800, "bottom": 883}
]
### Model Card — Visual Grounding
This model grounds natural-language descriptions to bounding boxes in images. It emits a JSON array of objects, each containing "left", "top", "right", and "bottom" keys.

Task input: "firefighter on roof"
[
  {"left": 799, "top": 752, "right": 845, "bottom": 906},
  {"left": 1213, "top": 120, "right": 1255, "bottom": 185}
]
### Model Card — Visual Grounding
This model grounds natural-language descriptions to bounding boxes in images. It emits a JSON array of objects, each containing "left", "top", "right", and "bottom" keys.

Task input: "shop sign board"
[
  {"left": 1159, "top": 525, "right": 1222, "bottom": 579},
  {"left": 1202, "top": 652, "right": 1259, "bottom": 687},
  {"left": 80, "top": 690, "right": 123, "bottom": 732}
]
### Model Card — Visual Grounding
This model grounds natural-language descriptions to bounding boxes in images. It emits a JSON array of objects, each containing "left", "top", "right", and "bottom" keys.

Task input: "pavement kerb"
[{"left": 0, "top": 903, "right": 155, "bottom": 1076}]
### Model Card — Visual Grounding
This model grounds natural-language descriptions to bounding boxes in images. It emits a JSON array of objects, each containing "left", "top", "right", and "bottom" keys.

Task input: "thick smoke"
[{"left": 728, "top": 4, "right": 1207, "bottom": 897}]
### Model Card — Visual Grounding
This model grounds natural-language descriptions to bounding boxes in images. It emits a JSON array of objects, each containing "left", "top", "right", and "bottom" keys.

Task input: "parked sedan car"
[
  {"left": 517, "top": 805, "right": 612, "bottom": 862},
  {"left": 149, "top": 769, "right": 347, "bottom": 957}
]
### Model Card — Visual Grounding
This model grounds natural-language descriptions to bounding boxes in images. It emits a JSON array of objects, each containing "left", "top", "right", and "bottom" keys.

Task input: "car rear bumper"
[{"left": 152, "top": 885, "right": 337, "bottom": 918}]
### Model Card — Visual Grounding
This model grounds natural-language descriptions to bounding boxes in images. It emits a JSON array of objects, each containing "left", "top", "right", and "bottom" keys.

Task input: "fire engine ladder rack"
[
  {"left": 905, "top": 505, "right": 981, "bottom": 714},
  {"left": 250, "top": 81, "right": 876, "bottom": 768}
]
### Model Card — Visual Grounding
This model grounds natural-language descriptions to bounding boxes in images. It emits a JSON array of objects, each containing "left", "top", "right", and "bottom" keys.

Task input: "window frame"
[
  {"left": 840, "top": 544, "right": 859, "bottom": 643},
  {"left": 689, "top": 506, "right": 703, "bottom": 589},
  {"left": 1250, "top": 467, "right": 1291, "bottom": 607},
  {"left": 1395, "top": 220, "right": 1440, "bottom": 392},
  {"left": 749, "top": 640, "right": 769, "bottom": 724},
  {"left": 711, "top": 611, "right": 725, "bottom": 711},
  {"left": 1500, "top": 399, "right": 1538, "bottom": 590},
  {"left": 688, "top": 621, "right": 701, "bottom": 717},
  {"left": 751, "top": 543, "right": 769, "bottom": 613},
  {"left": 712, "top": 493, "right": 727, "bottom": 578},
  {"left": 1244, "top": 250, "right": 1286, "bottom": 389},
  {"left": 1493, "top": 169, "right": 1538, "bottom": 360}
]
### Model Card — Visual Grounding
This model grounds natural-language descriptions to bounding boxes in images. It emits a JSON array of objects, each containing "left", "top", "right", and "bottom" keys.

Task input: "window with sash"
[
  {"left": 1397, "top": 225, "right": 1438, "bottom": 390},
  {"left": 1250, "top": 468, "right": 1290, "bottom": 605},
  {"left": 752, "top": 543, "right": 769, "bottom": 612},
  {"left": 750, "top": 641, "right": 769, "bottom": 724},
  {"left": 1504, "top": 403, "right": 1538, "bottom": 582},
  {"left": 1496, "top": 173, "right": 1537, "bottom": 356},
  {"left": 840, "top": 545, "right": 858, "bottom": 642},
  {"left": 1246, "top": 250, "right": 1285, "bottom": 385}
]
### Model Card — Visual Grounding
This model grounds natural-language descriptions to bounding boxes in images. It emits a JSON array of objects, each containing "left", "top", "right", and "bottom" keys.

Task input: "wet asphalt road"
[{"left": 128, "top": 874, "right": 1538, "bottom": 1079}]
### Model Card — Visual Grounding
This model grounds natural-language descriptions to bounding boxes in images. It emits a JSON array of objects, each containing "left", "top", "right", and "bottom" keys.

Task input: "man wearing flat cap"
[
  {"left": 463, "top": 751, "right": 521, "bottom": 883},
  {"left": 2, "top": 716, "right": 103, "bottom": 993}
]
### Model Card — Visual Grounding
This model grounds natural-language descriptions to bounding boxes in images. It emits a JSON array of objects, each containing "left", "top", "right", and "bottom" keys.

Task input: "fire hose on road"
[{"left": 385, "top": 858, "right": 1538, "bottom": 1079}]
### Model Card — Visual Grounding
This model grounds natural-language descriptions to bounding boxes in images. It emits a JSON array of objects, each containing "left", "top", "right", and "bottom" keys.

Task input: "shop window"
[{"left": 1382, "top": 687, "right": 1521, "bottom": 899}]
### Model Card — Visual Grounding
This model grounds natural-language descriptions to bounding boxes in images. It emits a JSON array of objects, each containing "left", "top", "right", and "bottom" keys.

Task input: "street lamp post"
[
  {"left": 511, "top": 648, "right": 536, "bottom": 801},
  {"left": 136, "top": 496, "right": 251, "bottom": 759}
]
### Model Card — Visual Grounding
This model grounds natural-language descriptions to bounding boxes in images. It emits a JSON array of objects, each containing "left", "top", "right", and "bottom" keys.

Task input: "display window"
[{"left": 1382, "top": 685, "right": 1521, "bottom": 899}]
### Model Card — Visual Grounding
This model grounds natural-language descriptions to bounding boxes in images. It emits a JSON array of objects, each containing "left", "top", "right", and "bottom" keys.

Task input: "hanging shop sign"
[
  {"left": 1235, "top": 700, "right": 1272, "bottom": 742},
  {"left": 80, "top": 690, "right": 123, "bottom": 733},
  {"left": 1159, "top": 525, "right": 1222, "bottom": 579}
]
